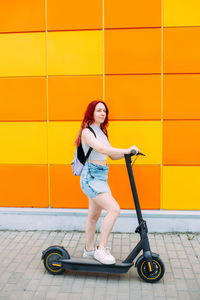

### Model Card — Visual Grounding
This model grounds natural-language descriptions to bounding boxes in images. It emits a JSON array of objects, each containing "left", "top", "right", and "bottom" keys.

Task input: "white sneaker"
[
  {"left": 83, "top": 248, "right": 95, "bottom": 259},
  {"left": 94, "top": 246, "right": 116, "bottom": 265}
]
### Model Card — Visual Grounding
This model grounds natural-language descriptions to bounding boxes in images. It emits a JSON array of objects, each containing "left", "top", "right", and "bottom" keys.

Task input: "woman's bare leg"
[
  {"left": 85, "top": 198, "right": 102, "bottom": 251},
  {"left": 92, "top": 192, "right": 120, "bottom": 248}
]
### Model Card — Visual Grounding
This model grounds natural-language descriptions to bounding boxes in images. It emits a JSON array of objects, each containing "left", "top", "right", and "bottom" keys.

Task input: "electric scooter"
[{"left": 42, "top": 150, "right": 165, "bottom": 283}]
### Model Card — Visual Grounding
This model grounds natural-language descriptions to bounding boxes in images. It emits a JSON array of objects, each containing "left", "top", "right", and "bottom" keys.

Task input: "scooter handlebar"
[{"left": 130, "top": 150, "right": 145, "bottom": 157}]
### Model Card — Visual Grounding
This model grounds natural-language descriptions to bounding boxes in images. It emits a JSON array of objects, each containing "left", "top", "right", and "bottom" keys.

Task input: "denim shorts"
[{"left": 80, "top": 161, "right": 111, "bottom": 199}]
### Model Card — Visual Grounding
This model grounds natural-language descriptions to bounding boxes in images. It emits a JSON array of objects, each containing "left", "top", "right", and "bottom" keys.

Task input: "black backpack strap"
[
  {"left": 85, "top": 124, "right": 96, "bottom": 160},
  {"left": 87, "top": 125, "right": 96, "bottom": 138},
  {"left": 85, "top": 147, "right": 93, "bottom": 160}
]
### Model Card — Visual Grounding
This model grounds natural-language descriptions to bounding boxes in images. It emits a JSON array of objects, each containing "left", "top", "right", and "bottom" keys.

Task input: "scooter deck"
[{"left": 58, "top": 258, "right": 133, "bottom": 274}]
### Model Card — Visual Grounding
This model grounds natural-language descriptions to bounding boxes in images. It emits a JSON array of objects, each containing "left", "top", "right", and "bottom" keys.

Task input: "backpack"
[{"left": 71, "top": 126, "right": 96, "bottom": 176}]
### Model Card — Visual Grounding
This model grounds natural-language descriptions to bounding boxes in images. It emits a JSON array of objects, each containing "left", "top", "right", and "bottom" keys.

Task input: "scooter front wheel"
[
  {"left": 137, "top": 256, "right": 165, "bottom": 283},
  {"left": 43, "top": 249, "right": 66, "bottom": 275}
]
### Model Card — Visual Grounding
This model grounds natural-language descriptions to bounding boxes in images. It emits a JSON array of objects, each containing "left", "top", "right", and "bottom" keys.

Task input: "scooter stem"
[{"left": 124, "top": 153, "right": 143, "bottom": 224}]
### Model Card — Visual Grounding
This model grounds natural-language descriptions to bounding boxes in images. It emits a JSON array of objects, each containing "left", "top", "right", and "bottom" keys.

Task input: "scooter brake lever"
[{"left": 137, "top": 152, "right": 145, "bottom": 156}]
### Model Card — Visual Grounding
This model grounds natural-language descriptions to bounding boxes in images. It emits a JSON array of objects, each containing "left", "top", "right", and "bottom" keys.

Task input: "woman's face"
[{"left": 93, "top": 102, "right": 107, "bottom": 125}]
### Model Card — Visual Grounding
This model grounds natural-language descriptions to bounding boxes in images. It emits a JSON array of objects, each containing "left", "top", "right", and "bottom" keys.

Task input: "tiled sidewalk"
[{"left": 0, "top": 231, "right": 200, "bottom": 300}]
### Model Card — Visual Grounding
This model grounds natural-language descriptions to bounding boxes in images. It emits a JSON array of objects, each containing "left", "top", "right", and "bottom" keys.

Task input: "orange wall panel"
[
  {"left": 104, "top": 29, "right": 161, "bottom": 74},
  {"left": 163, "top": 121, "right": 200, "bottom": 165},
  {"left": 50, "top": 165, "right": 160, "bottom": 209},
  {"left": 163, "top": 75, "right": 200, "bottom": 119},
  {"left": 48, "top": 76, "right": 103, "bottom": 120},
  {"left": 47, "top": 0, "right": 102, "bottom": 31},
  {"left": 164, "top": 28, "right": 200, "bottom": 73},
  {"left": 0, "top": 77, "right": 47, "bottom": 121},
  {"left": 105, "top": 75, "right": 161, "bottom": 120},
  {"left": 50, "top": 165, "right": 88, "bottom": 208},
  {"left": 104, "top": 0, "right": 161, "bottom": 29},
  {"left": 0, "top": 0, "right": 45, "bottom": 33},
  {"left": 0, "top": 165, "right": 48, "bottom": 207},
  {"left": 109, "top": 165, "right": 160, "bottom": 209}
]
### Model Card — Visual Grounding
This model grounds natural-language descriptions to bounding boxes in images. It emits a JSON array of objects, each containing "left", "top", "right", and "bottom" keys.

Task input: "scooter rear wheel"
[
  {"left": 43, "top": 249, "right": 65, "bottom": 275},
  {"left": 137, "top": 256, "right": 165, "bottom": 283}
]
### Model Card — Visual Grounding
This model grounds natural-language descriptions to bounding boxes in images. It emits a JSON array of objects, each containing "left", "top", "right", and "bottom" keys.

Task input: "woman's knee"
[
  {"left": 92, "top": 192, "right": 120, "bottom": 216},
  {"left": 87, "top": 197, "right": 102, "bottom": 222},
  {"left": 88, "top": 210, "right": 101, "bottom": 222},
  {"left": 108, "top": 198, "right": 120, "bottom": 216},
  {"left": 111, "top": 204, "right": 120, "bottom": 217}
]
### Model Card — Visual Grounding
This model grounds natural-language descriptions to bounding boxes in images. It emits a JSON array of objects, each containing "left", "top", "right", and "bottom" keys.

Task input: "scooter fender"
[
  {"left": 135, "top": 252, "right": 159, "bottom": 267},
  {"left": 41, "top": 245, "right": 70, "bottom": 260}
]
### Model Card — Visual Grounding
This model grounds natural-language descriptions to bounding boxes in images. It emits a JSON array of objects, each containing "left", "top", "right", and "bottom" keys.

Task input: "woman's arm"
[
  {"left": 82, "top": 128, "right": 137, "bottom": 157},
  {"left": 108, "top": 153, "right": 125, "bottom": 160}
]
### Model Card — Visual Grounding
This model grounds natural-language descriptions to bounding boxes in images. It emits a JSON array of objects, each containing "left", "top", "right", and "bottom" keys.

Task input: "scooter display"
[{"left": 42, "top": 150, "right": 165, "bottom": 283}]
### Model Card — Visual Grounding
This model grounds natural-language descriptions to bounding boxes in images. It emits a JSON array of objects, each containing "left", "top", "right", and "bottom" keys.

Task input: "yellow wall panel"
[
  {"left": 164, "top": 0, "right": 200, "bottom": 27},
  {"left": 163, "top": 166, "right": 200, "bottom": 210},
  {"left": 0, "top": 122, "right": 47, "bottom": 164},
  {"left": 107, "top": 121, "right": 162, "bottom": 165},
  {"left": 48, "top": 121, "right": 162, "bottom": 165},
  {"left": 0, "top": 32, "right": 46, "bottom": 77},
  {"left": 48, "top": 31, "right": 103, "bottom": 75},
  {"left": 48, "top": 121, "right": 81, "bottom": 164}
]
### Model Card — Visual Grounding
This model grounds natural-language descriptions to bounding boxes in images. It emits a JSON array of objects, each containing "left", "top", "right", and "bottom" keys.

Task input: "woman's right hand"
[{"left": 127, "top": 145, "right": 140, "bottom": 155}]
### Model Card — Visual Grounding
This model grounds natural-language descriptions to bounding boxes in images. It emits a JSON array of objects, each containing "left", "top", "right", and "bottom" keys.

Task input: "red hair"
[{"left": 74, "top": 100, "right": 109, "bottom": 147}]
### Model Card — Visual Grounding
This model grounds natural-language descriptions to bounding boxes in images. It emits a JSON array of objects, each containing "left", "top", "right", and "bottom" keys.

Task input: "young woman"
[{"left": 74, "top": 100, "right": 140, "bottom": 264}]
